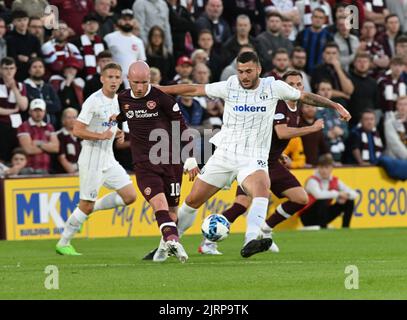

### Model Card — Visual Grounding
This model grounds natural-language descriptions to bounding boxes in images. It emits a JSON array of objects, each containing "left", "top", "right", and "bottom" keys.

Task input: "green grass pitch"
[{"left": 1, "top": 228, "right": 406, "bottom": 300}]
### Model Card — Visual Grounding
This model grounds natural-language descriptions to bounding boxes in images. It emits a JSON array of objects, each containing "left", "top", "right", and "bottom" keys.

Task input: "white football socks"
[
  {"left": 57, "top": 208, "right": 88, "bottom": 246},
  {"left": 93, "top": 192, "right": 125, "bottom": 212},
  {"left": 177, "top": 202, "right": 198, "bottom": 237},
  {"left": 245, "top": 197, "right": 269, "bottom": 244}
]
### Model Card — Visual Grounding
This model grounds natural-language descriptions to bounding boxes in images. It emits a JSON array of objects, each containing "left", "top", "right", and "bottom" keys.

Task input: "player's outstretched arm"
[
  {"left": 275, "top": 119, "right": 325, "bottom": 140},
  {"left": 299, "top": 92, "right": 351, "bottom": 122},
  {"left": 73, "top": 120, "right": 114, "bottom": 141},
  {"left": 155, "top": 84, "right": 207, "bottom": 97}
]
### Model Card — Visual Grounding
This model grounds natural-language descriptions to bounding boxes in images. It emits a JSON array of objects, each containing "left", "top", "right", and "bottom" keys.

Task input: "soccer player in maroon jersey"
[
  {"left": 114, "top": 61, "right": 199, "bottom": 263},
  {"left": 201, "top": 70, "right": 326, "bottom": 255}
]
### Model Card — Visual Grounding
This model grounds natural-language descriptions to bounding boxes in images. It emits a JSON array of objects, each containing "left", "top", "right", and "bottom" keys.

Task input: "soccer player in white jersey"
[
  {"left": 158, "top": 51, "right": 351, "bottom": 258},
  {"left": 56, "top": 63, "right": 137, "bottom": 255}
]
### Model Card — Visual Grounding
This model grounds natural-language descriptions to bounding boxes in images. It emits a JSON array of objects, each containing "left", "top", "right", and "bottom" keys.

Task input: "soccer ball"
[{"left": 201, "top": 214, "right": 230, "bottom": 242}]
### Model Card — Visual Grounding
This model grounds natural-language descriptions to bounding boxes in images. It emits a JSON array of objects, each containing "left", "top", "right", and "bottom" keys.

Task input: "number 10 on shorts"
[{"left": 170, "top": 183, "right": 181, "bottom": 196}]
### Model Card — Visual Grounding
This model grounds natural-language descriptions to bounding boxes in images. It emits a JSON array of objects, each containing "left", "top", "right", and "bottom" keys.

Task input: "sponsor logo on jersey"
[
  {"left": 274, "top": 113, "right": 285, "bottom": 120},
  {"left": 259, "top": 92, "right": 268, "bottom": 100},
  {"left": 126, "top": 110, "right": 134, "bottom": 119},
  {"left": 233, "top": 104, "right": 267, "bottom": 112},
  {"left": 147, "top": 100, "right": 157, "bottom": 110},
  {"left": 144, "top": 187, "right": 151, "bottom": 196},
  {"left": 257, "top": 160, "right": 267, "bottom": 168}
]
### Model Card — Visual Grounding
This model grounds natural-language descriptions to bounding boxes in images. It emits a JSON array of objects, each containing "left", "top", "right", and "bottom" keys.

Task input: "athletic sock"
[
  {"left": 266, "top": 201, "right": 306, "bottom": 228},
  {"left": 156, "top": 210, "right": 179, "bottom": 242},
  {"left": 245, "top": 197, "right": 269, "bottom": 244},
  {"left": 222, "top": 203, "right": 247, "bottom": 223},
  {"left": 177, "top": 202, "right": 198, "bottom": 237},
  {"left": 57, "top": 208, "right": 88, "bottom": 246},
  {"left": 93, "top": 192, "right": 125, "bottom": 212}
]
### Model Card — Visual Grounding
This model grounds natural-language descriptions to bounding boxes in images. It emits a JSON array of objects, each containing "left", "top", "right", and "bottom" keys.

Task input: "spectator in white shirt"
[{"left": 104, "top": 9, "right": 146, "bottom": 88}]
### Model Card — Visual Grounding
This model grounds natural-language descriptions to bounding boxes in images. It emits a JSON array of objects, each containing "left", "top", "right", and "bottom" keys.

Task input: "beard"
[
  {"left": 31, "top": 75, "right": 43, "bottom": 81},
  {"left": 118, "top": 24, "right": 133, "bottom": 33}
]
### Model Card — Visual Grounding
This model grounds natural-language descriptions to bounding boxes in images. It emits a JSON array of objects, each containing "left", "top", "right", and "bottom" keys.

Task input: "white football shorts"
[
  {"left": 198, "top": 148, "right": 269, "bottom": 189},
  {"left": 79, "top": 163, "right": 132, "bottom": 201}
]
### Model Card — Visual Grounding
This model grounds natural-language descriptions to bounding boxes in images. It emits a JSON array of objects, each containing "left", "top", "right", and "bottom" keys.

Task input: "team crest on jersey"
[
  {"left": 257, "top": 160, "right": 267, "bottom": 168},
  {"left": 126, "top": 110, "right": 134, "bottom": 119},
  {"left": 147, "top": 100, "right": 157, "bottom": 110},
  {"left": 144, "top": 187, "right": 152, "bottom": 196},
  {"left": 259, "top": 92, "right": 268, "bottom": 100}
]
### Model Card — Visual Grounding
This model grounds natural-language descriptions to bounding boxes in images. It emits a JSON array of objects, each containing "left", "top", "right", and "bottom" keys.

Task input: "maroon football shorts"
[
  {"left": 133, "top": 162, "right": 183, "bottom": 207},
  {"left": 236, "top": 160, "right": 301, "bottom": 198}
]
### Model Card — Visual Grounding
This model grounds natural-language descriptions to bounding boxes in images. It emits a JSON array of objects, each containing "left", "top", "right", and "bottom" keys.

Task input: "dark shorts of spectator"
[{"left": 133, "top": 161, "right": 183, "bottom": 207}]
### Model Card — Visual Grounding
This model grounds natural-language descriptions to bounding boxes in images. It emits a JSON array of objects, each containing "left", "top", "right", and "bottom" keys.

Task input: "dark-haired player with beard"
[
  {"left": 104, "top": 9, "right": 146, "bottom": 88},
  {"left": 157, "top": 52, "right": 350, "bottom": 258},
  {"left": 200, "top": 71, "right": 325, "bottom": 255}
]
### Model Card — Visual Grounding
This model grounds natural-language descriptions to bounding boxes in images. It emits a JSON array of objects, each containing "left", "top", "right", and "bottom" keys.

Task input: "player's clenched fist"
[
  {"left": 115, "top": 129, "right": 125, "bottom": 144},
  {"left": 312, "top": 119, "right": 325, "bottom": 131},
  {"left": 100, "top": 128, "right": 114, "bottom": 140},
  {"left": 336, "top": 103, "right": 351, "bottom": 122}
]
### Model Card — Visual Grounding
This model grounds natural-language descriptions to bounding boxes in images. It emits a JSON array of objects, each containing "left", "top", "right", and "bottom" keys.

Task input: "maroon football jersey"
[
  {"left": 117, "top": 87, "right": 188, "bottom": 164},
  {"left": 268, "top": 100, "right": 302, "bottom": 164}
]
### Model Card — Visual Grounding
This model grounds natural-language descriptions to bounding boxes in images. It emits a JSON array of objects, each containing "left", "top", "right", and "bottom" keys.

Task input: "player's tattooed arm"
[
  {"left": 299, "top": 92, "right": 351, "bottom": 122},
  {"left": 155, "top": 84, "right": 207, "bottom": 97}
]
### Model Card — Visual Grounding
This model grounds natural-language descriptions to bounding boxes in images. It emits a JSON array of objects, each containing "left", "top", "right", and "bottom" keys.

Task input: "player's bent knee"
[
  {"left": 185, "top": 194, "right": 201, "bottom": 209},
  {"left": 79, "top": 201, "right": 94, "bottom": 215},
  {"left": 296, "top": 194, "right": 309, "bottom": 206}
]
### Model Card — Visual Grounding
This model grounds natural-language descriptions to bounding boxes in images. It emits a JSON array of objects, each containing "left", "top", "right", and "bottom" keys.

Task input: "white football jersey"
[
  {"left": 77, "top": 89, "right": 120, "bottom": 171},
  {"left": 205, "top": 76, "right": 301, "bottom": 159}
]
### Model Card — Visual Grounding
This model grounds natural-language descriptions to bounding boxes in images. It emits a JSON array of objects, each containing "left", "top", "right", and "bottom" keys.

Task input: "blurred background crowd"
[{"left": 0, "top": 0, "right": 406, "bottom": 178}]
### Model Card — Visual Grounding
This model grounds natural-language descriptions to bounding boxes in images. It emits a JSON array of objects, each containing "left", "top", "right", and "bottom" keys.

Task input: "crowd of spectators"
[{"left": 0, "top": 0, "right": 406, "bottom": 178}]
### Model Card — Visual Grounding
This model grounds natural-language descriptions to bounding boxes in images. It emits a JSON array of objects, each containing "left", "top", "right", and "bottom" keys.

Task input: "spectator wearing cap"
[
  {"left": 104, "top": 9, "right": 146, "bottom": 88},
  {"left": 133, "top": 0, "right": 173, "bottom": 54},
  {"left": 72, "top": 13, "right": 107, "bottom": 80},
  {"left": 83, "top": 50, "right": 124, "bottom": 99},
  {"left": 197, "top": 29, "right": 223, "bottom": 81},
  {"left": 49, "top": 56, "right": 85, "bottom": 113},
  {"left": 24, "top": 57, "right": 61, "bottom": 128},
  {"left": 56, "top": 107, "right": 81, "bottom": 173},
  {"left": 94, "top": 0, "right": 117, "bottom": 38},
  {"left": 28, "top": 16, "right": 45, "bottom": 45},
  {"left": 11, "top": 0, "right": 49, "bottom": 18},
  {"left": 195, "top": 0, "right": 231, "bottom": 55},
  {"left": 49, "top": 0, "right": 94, "bottom": 37},
  {"left": 146, "top": 25, "right": 175, "bottom": 85},
  {"left": 171, "top": 56, "right": 193, "bottom": 84},
  {"left": 42, "top": 20, "right": 84, "bottom": 75},
  {"left": 0, "top": 57, "right": 29, "bottom": 163},
  {"left": 17, "top": 98, "right": 59, "bottom": 174},
  {"left": 6, "top": 10, "right": 42, "bottom": 81},
  {"left": 0, "top": 18, "right": 7, "bottom": 61},
  {"left": 300, "top": 154, "right": 358, "bottom": 229}
]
